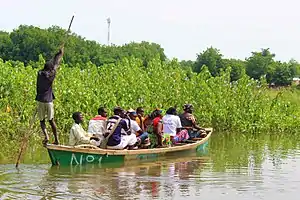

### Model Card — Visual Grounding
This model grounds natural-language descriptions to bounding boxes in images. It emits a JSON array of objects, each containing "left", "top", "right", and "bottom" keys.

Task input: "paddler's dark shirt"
[
  {"left": 35, "top": 70, "right": 56, "bottom": 102},
  {"left": 35, "top": 50, "right": 63, "bottom": 103}
]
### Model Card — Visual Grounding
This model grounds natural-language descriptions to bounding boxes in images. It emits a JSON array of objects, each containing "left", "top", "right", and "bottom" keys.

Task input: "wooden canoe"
[{"left": 46, "top": 128, "right": 213, "bottom": 166}]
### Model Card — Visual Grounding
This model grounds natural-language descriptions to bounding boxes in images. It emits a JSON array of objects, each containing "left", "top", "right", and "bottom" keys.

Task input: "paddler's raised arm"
[{"left": 53, "top": 45, "right": 64, "bottom": 71}]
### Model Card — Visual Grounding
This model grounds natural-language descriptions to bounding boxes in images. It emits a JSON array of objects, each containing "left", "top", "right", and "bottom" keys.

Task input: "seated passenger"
[
  {"left": 105, "top": 107, "right": 137, "bottom": 150},
  {"left": 179, "top": 104, "right": 206, "bottom": 138},
  {"left": 69, "top": 112, "right": 100, "bottom": 146},
  {"left": 145, "top": 108, "right": 166, "bottom": 147},
  {"left": 127, "top": 109, "right": 150, "bottom": 147},
  {"left": 136, "top": 107, "right": 145, "bottom": 131},
  {"left": 152, "top": 109, "right": 165, "bottom": 146},
  {"left": 87, "top": 107, "right": 108, "bottom": 143},
  {"left": 162, "top": 107, "right": 189, "bottom": 144}
]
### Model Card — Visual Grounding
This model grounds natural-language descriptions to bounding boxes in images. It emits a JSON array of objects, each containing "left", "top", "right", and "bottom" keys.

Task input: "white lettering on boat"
[
  {"left": 86, "top": 155, "right": 95, "bottom": 163},
  {"left": 70, "top": 153, "right": 105, "bottom": 165},
  {"left": 70, "top": 153, "right": 79, "bottom": 165}
]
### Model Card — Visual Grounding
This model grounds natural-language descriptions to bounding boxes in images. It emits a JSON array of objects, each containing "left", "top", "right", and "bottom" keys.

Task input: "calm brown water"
[{"left": 1, "top": 133, "right": 300, "bottom": 200}]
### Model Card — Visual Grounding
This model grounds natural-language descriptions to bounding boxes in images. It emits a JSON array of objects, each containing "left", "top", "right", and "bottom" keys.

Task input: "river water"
[{"left": 1, "top": 133, "right": 300, "bottom": 200}]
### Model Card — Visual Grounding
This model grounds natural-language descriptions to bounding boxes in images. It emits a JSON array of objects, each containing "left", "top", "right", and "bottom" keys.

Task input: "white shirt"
[
  {"left": 87, "top": 116, "right": 107, "bottom": 137},
  {"left": 122, "top": 119, "right": 141, "bottom": 135},
  {"left": 162, "top": 114, "right": 182, "bottom": 136},
  {"left": 130, "top": 119, "right": 141, "bottom": 135}
]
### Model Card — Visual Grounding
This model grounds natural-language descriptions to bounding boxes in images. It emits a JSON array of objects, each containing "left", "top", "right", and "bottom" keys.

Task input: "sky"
[{"left": 1, "top": 0, "right": 300, "bottom": 62}]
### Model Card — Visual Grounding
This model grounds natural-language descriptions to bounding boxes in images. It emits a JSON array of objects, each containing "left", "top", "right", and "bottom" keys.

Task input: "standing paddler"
[
  {"left": 35, "top": 45, "right": 64, "bottom": 145},
  {"left": 35, "top": 15, "right": 74, "bottom": 146},
  {"left": 15, "top": 16, "right": 74, "bottom": 168}
]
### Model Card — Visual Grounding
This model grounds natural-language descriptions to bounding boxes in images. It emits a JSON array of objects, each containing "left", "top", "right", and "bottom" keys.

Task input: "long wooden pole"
[
  {"left": 68, "top": 16, "right": 74, "bottom": 32},
  {"left": 61, "top": 15, "right": 74, "bottom": 47},
  {"left": 15, "top": 15, "right": 75, "bottom": 168},
  {"left": 15, "top": 109, "right": 37, "bottom": 168}
]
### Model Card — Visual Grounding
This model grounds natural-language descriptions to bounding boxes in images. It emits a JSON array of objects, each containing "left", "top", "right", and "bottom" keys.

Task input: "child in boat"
[
  {"left": 162, "top": 107, "right": 189, "bottom": 144},
  {"left": 178, "top": 104, "right": 206, "bottom": 139},
  {"left": 127, "top": 109, "right": 150, "bottom": 148},
  {"left": 105, "top": 107, "right": 137, "bottom": 150},
  {"left": 69, "top": 112, "right": 100, "bottom": 146},
  {"left": 87, "top": 107, "right": 108, "bottom": 143}
]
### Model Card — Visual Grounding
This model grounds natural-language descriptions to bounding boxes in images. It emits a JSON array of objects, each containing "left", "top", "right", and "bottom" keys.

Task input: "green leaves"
[
  {"left": 0, "top": 26, "right": 166, "bottom": 68},
  {"left": 194, "top": 47, "right": 225, "bottom": 77},
  {"left": 184, "top": 47, "right": 298, "bottom": 87},
  {"left": 1, "top": 56, "right": 300, "bottom": 154}
]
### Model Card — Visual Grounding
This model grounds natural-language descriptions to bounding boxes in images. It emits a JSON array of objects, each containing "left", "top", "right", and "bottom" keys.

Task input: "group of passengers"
[{"left": 69, "top": 104, "right": 207, "bottom": 150}]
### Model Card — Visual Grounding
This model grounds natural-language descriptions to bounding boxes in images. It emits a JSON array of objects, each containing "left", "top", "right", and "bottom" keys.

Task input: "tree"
[
  {"left": 179, "top": 60, "right": 194, "bottom": 71},
  {"left": 267, "top": 61, "right": 293, "bottom": 86},
  {"left": 194, "top": 47, "right": 225, "bottom": 76},
  {"left": 120, "top": 41, "right": 166, "bottom": 66},
  {"left": 246, "top": 48, "right": 275, "bottom": 80},
  {"left": 288, "top": 59, "right": 300, "bottom": 78},
  {"left": 0, "top": 25, "right": 167, "bottom": 67},
  {"left": 223, "top": 59, "right": 246, "bottom": 82},
  {"left": 0, "top": 31, "right": 12, "bottom": 61}
]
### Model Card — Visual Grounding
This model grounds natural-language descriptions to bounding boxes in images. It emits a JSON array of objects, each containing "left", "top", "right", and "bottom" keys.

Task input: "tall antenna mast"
[{"left": 107, "top": 17, "right": 111, "bottom": 46}]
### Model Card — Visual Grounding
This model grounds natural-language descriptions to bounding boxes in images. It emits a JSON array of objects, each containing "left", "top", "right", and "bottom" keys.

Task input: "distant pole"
[{"left": 107, "top": 17, "right": 111, "bottom": 46}]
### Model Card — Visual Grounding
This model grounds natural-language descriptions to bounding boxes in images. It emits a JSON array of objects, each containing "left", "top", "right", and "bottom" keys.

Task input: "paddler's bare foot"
[
  {"left": 53, "top": 140, "right": 59, "bottom": 145},
  {"left": 42, "top": 139, "right": 49, "bottom": 146}
]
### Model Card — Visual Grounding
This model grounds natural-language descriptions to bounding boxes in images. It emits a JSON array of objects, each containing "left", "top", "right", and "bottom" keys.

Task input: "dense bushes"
[{"left": 1, "top": 57, "right": 300, "bottom": 150}]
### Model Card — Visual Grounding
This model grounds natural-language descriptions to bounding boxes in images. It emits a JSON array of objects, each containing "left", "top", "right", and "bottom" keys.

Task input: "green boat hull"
[{"left": 47, "top": 130, "right": 212, "bottom": 166}]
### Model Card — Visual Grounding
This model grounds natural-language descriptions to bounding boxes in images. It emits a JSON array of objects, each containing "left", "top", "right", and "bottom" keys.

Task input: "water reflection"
[
  {"left": 1, "top": 132, "right": 300, "bottom": 199},
  {"left": 38, "top": 156, "right": 208, "bottom": 200}
]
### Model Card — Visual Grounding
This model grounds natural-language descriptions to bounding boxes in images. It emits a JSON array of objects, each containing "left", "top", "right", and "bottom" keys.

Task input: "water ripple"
[{"left": 1, "top": 149, "right": 300, "bottom": 199}]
